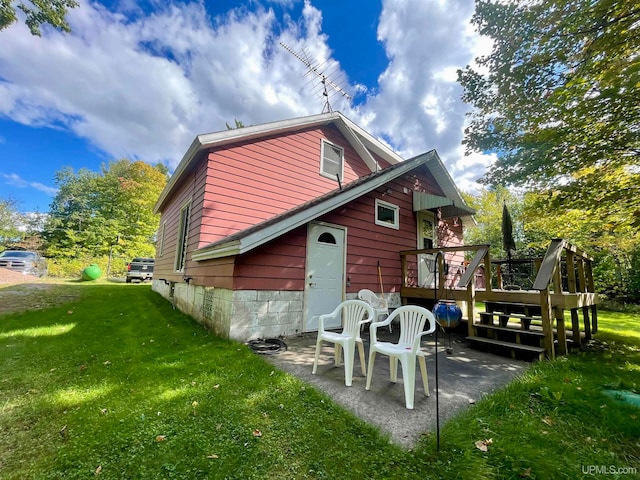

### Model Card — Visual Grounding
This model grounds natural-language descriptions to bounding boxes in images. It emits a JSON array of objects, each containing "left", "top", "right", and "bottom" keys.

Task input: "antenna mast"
[{"left": 280, "top": 42, "right": 351, "bottom": 113}]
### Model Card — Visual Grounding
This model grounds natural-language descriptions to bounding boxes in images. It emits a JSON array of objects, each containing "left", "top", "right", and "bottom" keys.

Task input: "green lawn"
[{"left": 1, "top": 283, "right": 638, "bottom": 479}]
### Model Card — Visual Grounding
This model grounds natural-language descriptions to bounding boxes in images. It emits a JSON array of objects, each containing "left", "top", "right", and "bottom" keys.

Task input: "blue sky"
[{"left": 0, "top": 0, "right": 495, "bottom": 213}]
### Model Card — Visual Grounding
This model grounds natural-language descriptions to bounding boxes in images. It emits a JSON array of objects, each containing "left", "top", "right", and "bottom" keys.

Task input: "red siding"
[
  {"left": 153, "top": 156, "right": 207, "bottom": 284},
  {"left": 233, "top": 226, "right": 307, "bottom": 290},
  {"left": 198, "top": 125, "right": 371, "bottom": 246},
  {"left": 227, "top": 165, "right": 462, "bottom": 293},
  {"left": 156, "top": 125, "right": 464, "bottom": 293}
]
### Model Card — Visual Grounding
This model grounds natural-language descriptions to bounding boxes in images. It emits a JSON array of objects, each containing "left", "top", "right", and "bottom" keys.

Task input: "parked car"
[
  {"left": 0, "top": 250, "right": 48, "bottom": 277},
  {"left": 126, "top": 257, "right": 154, "bottom": 283}
]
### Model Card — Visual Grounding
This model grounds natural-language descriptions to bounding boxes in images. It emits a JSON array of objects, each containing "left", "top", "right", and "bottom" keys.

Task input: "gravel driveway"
[{"left": 0, "top": 268, "right": 80, "bottom": 315}]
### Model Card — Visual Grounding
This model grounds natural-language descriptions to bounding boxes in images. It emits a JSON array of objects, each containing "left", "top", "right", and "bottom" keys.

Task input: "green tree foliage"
[
  {"left": 458, "top": 0, "right": 639, "bottom": 210},
  {"left": 225, "top": 119, "right": 245, "bottom": 130},
  {"left": 0, "top": 197, "right": 47, "bottom": 251},
  {"left": 459, "top": 0, "right": 640, "bottom": 302},
  {"left": 0, "top": 0, "right": 79, "bottom": 36},
  {"left": 0, "top": 197, "right": 23, "bottom": 247},
  {"left": 523, "top": 166, "right": 640, "bottom": 300},
  {"left": 462, "top": 186, "right": 526, "bottom": 260},
  {"left": 44, "top": 160, "right": 168, "bottom": 261}
]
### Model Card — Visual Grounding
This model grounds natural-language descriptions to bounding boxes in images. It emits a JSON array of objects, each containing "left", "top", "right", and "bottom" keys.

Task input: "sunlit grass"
[
  {"left": 0, "top": 322, "right": 76, "bottom": 339},
  {"left": 1, "top": 284, "right": 638, "bottom": 479},
  {"left": 50, "top": 383, "right": 115, "bottom": 407}
]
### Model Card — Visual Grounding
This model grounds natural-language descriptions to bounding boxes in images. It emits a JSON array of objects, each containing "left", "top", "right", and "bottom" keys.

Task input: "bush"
[{"left": 47, "top": 255, "right": 129, "bottom": 279}]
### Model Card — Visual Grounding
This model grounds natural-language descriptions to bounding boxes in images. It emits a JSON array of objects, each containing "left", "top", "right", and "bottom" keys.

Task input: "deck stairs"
[{"left": 466, "top": 301, "right": 548, "bottom": 361}]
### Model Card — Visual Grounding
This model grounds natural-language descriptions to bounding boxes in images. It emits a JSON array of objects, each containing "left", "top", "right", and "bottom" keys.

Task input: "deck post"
[
  {"left": 566, "top": 252, "right": 580, "bottom": 347},
  {"left": 555, "top": 307, "right": 567, "bottom": 355},
  {"left": 582, "top": 306, "right": 592, "bottom": 341},
  {"left": 401, "top": 254, "right": 407, "bottom": 288},
  {"left": 571, "top": 309, "right": 581, "bottom": 347},
  {"left": 467, "top": 282, "right": 475, "bottom": 338},
  {"left": 540, "top": 288, "right": 555, "bottom": 359},
  {"left": 585, "top": 260, "right": 598, "bottom": 333},
  {"left": 484, "top": 249, "right": 492, "bottom": 293}
]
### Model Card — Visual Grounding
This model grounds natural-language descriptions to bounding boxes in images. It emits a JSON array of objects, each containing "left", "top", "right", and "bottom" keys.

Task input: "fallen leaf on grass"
[
  {"left": 67, "top": 311, "right": 73, "bottom": 315},
  {"left": 213, "top": 384, "right": 220, "bottom": 389},
  {"left": 95, "top": 465, "right": 102, "bottom": 476},
  {"left": 99, "top": 408, "right": 107, "bottom": 415},
  {"left": 207, "top": 454, "right": 219, "bottom": 459},
  {"left": 103, "top": 360, "right": 111, "bottom": 366},
  {"left": 156, "top": 435, "right": 167, "bottom": 442},
  {"left": 542, "top": 416, "right": 553, "bottom": 426},
  {"left": 474, "top": 438, "right": 493, "bottom": 452},
  {"left": 252, "top": 429, "right": 262, "bottom": 437},
  {"left": 520, "top": 467, "right": 532, "bottom": 478}
]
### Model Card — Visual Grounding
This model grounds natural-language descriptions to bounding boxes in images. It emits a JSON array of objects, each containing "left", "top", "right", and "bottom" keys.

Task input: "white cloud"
[
  {"left": 1, "top": 173, "right": 59, "bottom": 195},
  {"left": 0, "top": 0, "right": 492, "bottom": 191}
]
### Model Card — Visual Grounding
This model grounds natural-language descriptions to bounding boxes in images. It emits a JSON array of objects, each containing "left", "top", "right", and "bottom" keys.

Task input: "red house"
[{"left": 152, "top": 112, "right": 474, "bottom": 340}]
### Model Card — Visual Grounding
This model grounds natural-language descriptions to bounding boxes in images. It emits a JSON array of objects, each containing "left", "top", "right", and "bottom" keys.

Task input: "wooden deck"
[{"left": 400, "top": 239, "right": 599, "bottom": 360}]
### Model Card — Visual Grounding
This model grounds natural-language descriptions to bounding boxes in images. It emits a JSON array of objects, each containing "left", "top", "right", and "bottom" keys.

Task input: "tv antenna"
[{"left": 280, "top": 42, "right": 351, "bottom": 113}]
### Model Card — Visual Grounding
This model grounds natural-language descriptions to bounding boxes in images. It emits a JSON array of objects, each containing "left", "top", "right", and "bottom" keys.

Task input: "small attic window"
[{"left": 320, "top": 140, "right": 344, "bottom": 180}]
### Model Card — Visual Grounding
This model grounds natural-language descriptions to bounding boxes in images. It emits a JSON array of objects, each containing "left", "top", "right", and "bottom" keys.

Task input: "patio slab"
[{"left": 262, "top": 328, "right": 529, "bottom": 448}]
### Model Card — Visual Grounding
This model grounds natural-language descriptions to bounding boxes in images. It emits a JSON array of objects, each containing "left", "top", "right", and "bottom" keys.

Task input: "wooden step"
[
  {"left": 466, "top": 336, "right": 546, "bottom": 361},
  {"left": 474, "top": 323, "right": 545, "bottom": 348},
  {"left": 484, "top": 301, "right": 542, "bottom": 316},
  {"left": 474, "top": 324, "right": 546, "bottom": 337},
  {"left": 479, "top": 312, "right": 541, "bottom": 329}
]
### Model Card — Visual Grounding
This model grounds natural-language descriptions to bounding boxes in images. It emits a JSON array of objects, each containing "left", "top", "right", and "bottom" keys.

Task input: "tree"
[
  {"left": 0, "top": 197, "right": 23, "bottom": 247},
  {"left": 1, "top": 0, "right": 79, "bottom": 36},
  {"left": 225, "top": 119, "right": 245, "bottom": 130},
  {"left": 462, "top": 186, "right": 525, "bottom": 260},
  {"left": 523, "top": 166, "right": 640, "bottom": 300},
  {"left": 44, "top": 160, "right": 168, "bottom": 260},
  {"left": 458, "top": 0, "right": 640, "bottom": 208}
]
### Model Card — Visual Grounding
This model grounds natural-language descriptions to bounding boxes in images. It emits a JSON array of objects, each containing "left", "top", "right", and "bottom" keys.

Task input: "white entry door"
[
  {"left": 304, "top": 223, "right": 346, "bottom": 331},
  {"left": 417, "top": 211, "right": 436, "bottom": 287}
]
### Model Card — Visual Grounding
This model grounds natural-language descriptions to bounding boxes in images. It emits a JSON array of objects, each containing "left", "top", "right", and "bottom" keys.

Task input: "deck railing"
[{"left": 399, "top": 239, "right": 598, "bottom": 359}]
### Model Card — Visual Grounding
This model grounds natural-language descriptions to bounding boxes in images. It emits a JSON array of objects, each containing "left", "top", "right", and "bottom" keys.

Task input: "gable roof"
[
  {"left": 192, "top": 149, "right": 473, "bottom": 261},
  {"left": 154, "top": 111, "right": 404, "bottom": 214}
]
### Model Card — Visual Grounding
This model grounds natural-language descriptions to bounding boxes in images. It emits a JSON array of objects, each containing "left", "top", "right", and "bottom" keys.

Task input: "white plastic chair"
[
  {"left": 312, "top": 300, "right": 375, "bottom": 387},
  {"left": 365, "top": 305, "right": 436, "bottom": 409},
  {"left": 357, "top": 289, "right": 391, "bottom": 333}
]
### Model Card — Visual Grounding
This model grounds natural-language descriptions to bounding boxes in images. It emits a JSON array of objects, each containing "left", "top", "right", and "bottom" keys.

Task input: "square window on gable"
[
  {"left": 375, "top": 199, "right": 400, "bottom": 230},
  {"left": 320, "top": 139, "right": 344, "bottom": 180}
]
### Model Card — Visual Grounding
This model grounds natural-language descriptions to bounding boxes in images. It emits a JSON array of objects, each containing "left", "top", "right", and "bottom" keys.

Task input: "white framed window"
[
  {"left": 158, "top": 221, "right": 166, "bottom": 257},
  {"left": 320, "top": 139, "right": 344, "bottom": 181},
  {"left": 174, "top": 202, "right": 191, "bottom": 272},
  {"left": 375, "top": 199, "right": 400, "bottom": 229}
]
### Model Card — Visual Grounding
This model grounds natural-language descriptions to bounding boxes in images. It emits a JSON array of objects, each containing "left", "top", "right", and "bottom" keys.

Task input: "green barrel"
[{"left": 81, "top": 264, "right": 102, "bottom": 281}]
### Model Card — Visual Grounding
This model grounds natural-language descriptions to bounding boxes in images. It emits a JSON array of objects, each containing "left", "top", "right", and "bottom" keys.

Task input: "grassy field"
[{"left": 0, "top": 282, "right": 638, "bottom": 479}]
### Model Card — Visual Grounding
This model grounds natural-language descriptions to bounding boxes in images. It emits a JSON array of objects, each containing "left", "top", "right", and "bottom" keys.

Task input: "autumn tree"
[
  {"left": 44, "top": 160, "right": 168, "bottom": 260},
  {"left": 458, "top": 0, "right": 640, "bottom": 215},
  {"left": 0, "top": 0, "right": 78, "bottom": 36}
]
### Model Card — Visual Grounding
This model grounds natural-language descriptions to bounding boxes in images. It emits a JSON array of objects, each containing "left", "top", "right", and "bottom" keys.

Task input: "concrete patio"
[{"left": 262, "top": 327, "right": 529, "bottom": 448}]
